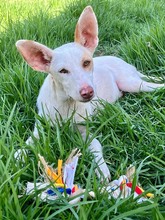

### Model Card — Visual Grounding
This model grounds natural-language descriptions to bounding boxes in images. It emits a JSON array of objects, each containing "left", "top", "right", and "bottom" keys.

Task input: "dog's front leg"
[
  {"left": 26, "top": 122, "right": 40, "bottom": 145},
  {"left": 79, "top": 125, "right": 111, "bottom": 181},
  {"left": 89, "top": 138, "right": 111, "bottom": 181}
]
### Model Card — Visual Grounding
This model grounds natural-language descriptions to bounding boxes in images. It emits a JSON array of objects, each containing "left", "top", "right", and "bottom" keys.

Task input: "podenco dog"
[{"left": 16, "top": 6, "right": 164, "bottom": 180}]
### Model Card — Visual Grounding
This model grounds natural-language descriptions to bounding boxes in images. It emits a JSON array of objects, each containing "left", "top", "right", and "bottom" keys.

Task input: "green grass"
[{"left": 0, "top": 0, "right": 165, "bottom": 219}]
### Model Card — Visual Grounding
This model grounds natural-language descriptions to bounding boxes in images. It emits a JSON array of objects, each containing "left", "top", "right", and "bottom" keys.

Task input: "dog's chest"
[{"left": 58, "top": 101, "right": 93, "bottom": 122}]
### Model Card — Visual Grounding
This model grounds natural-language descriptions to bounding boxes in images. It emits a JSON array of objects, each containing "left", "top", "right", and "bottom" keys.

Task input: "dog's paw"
[
  {"left": 96, "top": 162, "right": 111, "bottom": 182},
  {"left": 14, "top": 149, "right": 28, "bottom": 162},
  {"left": 26, "top": 136, "right": 34, "bottom": 145}
]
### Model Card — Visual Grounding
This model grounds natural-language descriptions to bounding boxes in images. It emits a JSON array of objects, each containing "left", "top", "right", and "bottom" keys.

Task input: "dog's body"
[{"left": 16, "top": 6, "right": 164, "bottom": 180}]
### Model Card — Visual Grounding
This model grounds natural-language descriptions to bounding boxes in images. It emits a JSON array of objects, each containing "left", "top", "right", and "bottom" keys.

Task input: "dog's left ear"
[{"left": 74, "top": 6, "right": 98, "bottom": 53}]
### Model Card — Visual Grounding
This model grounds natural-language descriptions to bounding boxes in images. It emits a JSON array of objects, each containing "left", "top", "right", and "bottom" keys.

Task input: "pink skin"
[{"left": 79, "top": 84, "right": 94, "bottom": 101}]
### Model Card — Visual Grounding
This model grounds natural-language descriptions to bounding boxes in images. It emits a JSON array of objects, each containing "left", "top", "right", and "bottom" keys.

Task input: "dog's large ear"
[
  {"left": 16, "top": 40, "right": 53, "bottom": 73},
  {"left": 74, "top": 6, "right": 98, "bottom": 53}
]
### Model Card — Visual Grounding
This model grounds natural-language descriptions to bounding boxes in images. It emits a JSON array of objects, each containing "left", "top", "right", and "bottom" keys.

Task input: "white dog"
[{"left": 16, "top": 6, "right": 164, "bottom": 180}]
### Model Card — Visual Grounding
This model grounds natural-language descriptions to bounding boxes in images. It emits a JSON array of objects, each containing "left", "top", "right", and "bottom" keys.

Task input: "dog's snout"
[{"left": 80, "top": 86, "right": 94, "bottom": 100}]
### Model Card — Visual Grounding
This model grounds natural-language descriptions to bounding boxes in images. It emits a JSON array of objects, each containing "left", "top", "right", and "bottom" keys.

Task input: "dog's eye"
[
  {"left": 83, "top": 60, "right": 91, "bottom": 68},
  {"left": 59, "top": 68, "right": 69, "bottom": 74}
]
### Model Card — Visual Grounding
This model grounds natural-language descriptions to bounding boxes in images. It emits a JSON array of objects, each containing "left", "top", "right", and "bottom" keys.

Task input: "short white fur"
[{"left": 16, "top": 6, "right": 164, "bottom": 180}]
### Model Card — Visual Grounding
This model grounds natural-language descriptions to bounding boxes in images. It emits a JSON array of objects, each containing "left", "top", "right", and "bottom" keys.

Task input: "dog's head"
[{"left": 16, "top": 6, "right": 98, "bottom": 102}]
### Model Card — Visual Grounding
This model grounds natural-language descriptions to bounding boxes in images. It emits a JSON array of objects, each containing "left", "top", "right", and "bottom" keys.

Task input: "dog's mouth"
[
  {"left": 80, "top": 96, "right": 94, "bottom": 103},
  {"left": 68, "top": 95, "right": 94, "bottom": 103}
]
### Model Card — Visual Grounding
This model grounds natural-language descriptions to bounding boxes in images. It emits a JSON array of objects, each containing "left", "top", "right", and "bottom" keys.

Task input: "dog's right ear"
[
  {"left": 74, "top": 6, "right": 98, "bottom": 53},
  {"left": 16, "top": 40, "right": 53, "bottom": 73}
]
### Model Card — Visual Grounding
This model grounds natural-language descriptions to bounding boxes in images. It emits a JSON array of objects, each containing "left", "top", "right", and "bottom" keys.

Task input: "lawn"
[{"left": 0, "top": 0, "right": 165, "bottom": 219}]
